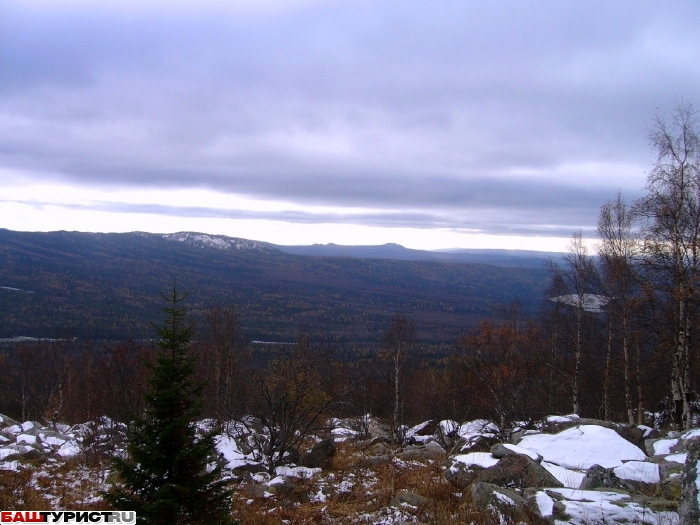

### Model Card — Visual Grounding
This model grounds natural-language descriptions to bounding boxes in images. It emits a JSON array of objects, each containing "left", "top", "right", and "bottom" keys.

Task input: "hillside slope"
[{"left": 0, "top": 230, "right": 551, "bottom": 343}]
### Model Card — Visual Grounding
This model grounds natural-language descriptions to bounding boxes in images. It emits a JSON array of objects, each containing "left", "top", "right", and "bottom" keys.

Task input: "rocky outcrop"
[
  {"left": 475, "top": 454, "right": 563, "bottom": 489},
  {"left": 470, "top": 482, "right": 524, "bottom": 515},
  {"left": 580, "top": 464, "right": 634, "bottom": 491},
  {"left": 449, "top": 434, "right": 498, "bottom": 455},
  {"left": 300, "top": 439, "right": 335, "bottom": 470}
]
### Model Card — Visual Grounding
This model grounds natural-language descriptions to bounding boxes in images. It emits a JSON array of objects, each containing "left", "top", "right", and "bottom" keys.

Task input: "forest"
[{"left": 2, "top": 106, "right": 700, "bottom": 438}]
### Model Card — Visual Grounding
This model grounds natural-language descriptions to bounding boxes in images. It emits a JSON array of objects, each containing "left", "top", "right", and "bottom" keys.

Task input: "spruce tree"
[{"left": 106, "top": 285, "right": 233, "bottom": 524}]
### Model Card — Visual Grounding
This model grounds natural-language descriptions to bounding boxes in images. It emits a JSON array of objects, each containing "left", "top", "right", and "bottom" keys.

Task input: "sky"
[{"left": 1, "top": 1, "right": 699, "bottom": 252}]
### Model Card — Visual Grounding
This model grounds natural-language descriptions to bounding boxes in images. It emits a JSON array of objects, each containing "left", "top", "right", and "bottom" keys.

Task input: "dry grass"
[
  {"left": 230, "top": 440, "right": 543, "bottom": 525},
  {"left": 0, "top": 458, "right": 110, "bottom": 511}
]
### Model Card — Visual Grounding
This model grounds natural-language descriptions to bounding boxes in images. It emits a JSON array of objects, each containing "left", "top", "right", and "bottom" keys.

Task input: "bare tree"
[
  {"left": 247, "top": 328, "right": 340, "bottom": 473},
  {"left": 557, "top": 231, "right": 599, "bottom": 415},
  {"left": 383, "top": 314, "right": 416, "bottom": 445},
  {"left": 203, "top": 304, "right": 248, "bottom": 422},
  {"left": 636, "top": 102, "right": 700, "bottom": 429},
  {"left": 598, "top": 192, "right": 640, "bottom": 423}
]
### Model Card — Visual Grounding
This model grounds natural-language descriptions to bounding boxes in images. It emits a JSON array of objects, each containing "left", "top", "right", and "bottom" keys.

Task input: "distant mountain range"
[
  {"left": 0, "top": 230, "right": 555, "bottom": 344},
  {"left": 273, "top": 243, "right": 563, "bottom": 268}
]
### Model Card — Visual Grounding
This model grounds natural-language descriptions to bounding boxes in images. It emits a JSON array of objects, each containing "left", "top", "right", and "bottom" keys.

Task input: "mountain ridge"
[{"left": 0, "top": 229, "right": 552, "bottom": 344}]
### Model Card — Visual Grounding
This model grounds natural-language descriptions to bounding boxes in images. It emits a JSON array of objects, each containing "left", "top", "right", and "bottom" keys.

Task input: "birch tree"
[
  {"left": 383, "top": 314, "right": 416, "bottom": 445},
  {"left": 637, "top": 102, "right": 700, "bottom": 429},
  {"left": 597, "top": 192, "right": 639, "bottom": 423}
]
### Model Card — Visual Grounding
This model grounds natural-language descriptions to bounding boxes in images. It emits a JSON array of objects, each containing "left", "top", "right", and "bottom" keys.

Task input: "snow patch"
[
  {"left": 665, "top": 453, "right": 687, "bottom": 463},
  {"left": 540, "top": 461, "right": 585, "bottom": 488},
  {"left": 535, "top": 491, "right": 554, "bottom": 517},
  {"left": 613, "top": 461, "right": 660, "bottom": 483},
  {"left": 653, "top": 438, "right": 678, "bottom": 455},
  {"left": 518, "top": 425, "right": 646, "bottom": 469},
  {"left": 451, "top": 452, "right": 499, "bottom": 470}
]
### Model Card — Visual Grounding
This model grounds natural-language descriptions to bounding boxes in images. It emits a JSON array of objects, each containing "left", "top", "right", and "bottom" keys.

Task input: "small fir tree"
[{"left": 106, "top": 285, "right": 233, "bottom": 524}]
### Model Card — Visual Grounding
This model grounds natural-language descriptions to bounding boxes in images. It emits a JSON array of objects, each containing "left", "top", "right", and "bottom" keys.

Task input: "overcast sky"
[{"left": 1, "top": 0, "right": 698, "bottom": 251}]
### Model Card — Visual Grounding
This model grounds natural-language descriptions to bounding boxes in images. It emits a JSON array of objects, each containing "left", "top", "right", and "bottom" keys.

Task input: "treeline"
[{"left": 1, "top": 104, "right": 700, "bottom": 432}]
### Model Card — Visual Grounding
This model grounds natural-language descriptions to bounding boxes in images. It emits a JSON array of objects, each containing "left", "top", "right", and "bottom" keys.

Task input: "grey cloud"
[
  {"left": 7, "top": 197, "right": 594, "bottom": 237},
  {"left": 0, "top": 0, "right": 698, "bottom": 237}
]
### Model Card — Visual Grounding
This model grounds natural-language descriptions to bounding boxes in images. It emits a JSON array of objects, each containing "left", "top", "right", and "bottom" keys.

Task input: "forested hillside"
[{"left": 0, "top": 229, "right": 550, "bottom": 343}]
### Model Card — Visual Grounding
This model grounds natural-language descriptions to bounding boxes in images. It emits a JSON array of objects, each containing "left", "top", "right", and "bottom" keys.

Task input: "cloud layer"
[{"left": 1, "top": 0, "right": 699, "bottom": 243}]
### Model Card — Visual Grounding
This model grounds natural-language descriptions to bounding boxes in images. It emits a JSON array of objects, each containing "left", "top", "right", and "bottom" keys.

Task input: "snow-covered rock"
[{"left": 517, "top": 424, "right": 647, "bottom": 469}]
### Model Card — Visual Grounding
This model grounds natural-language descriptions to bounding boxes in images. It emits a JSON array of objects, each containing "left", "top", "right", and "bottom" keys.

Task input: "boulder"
[
  {"left": 4, "top": 445, "right": 46, "bottom": 463},
  {"left": 390, "top": 492, "right": 429, "bottom": 508},
  {"left": 470, "top": 482, "right": 524, "bottom": 514},
  {"left": 231, "top": 463, "right": 267, "bottom": 478},
  {"left": 413, "top": 420, "right": 439, "bottom": 437},
  {"left": 366, "top": 441, "right": 390, "bottom": 456},
  {"left": 396, "top": 441, "right": 445, "bottom": 461},
  {"left": 443, "top": 459, "right": 484, "bottom": 489},
  {"left": 490, "top": 443, "right": 543, "bottom": 463},
  {"left": 449, "top": 434, "right": 498, "bottom": 455},
  {"left": 524, "top": 489, "right": 567, "bottom": 521},
  {"left": 679, "top": 437, "right": 700, "bottom": 525},
  {"left": 280, "top": 447, "right": 300, "bottom": 466},
  {"left": 0, "top": 414, "right": 19, "bottom": 429},
  {"left": 475, "top": 454, "right": 563, "bottom": 489},
  {"left": 580, "top": 464, "right": 634, "bottom": 491},
  {"left": 364, "top": 454, "right": 391, "bottom": 467},
  {"left": 299, "top": 439, "right": 335, "bottom": 470},
  {"left": 264, "top": 475, "right": 295, "bottom": 497},
  {"left": 542, "top": 418, "right": 647, "bottom": 453}
]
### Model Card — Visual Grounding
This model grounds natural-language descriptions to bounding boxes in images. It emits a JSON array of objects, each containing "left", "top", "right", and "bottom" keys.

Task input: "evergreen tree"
[{"left": 106, "top": 285, "right": 233, "bottom": 524}]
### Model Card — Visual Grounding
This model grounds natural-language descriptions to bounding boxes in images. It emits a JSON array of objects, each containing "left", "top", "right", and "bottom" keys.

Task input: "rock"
[
  {"left": 656, "top": 458, "right": 684, "bottom": 481},
  {"left": 443, "top": 459, "right": 484, "bottom": 489},
  {"left": 413, "top": 420, "right": 439, "bottom": 437},
  {"left": 361, "top": 454, "right": 391, "bottom": 467},
  {"left": 0, "top": 414, "right": 19, "bottom": 429},
  {"left": 280, "top": 447, "right": 300, "bottom": 466},
  {"left": 524, "top": 489, "right": 567, "bottom": 521},
  {"left": 449, "top": 434, "right": 498, "bottom": 455},
  {"left": 231, "top": 463, "right": 267, "bottom": 478},
  {"left": 580, "top": 464, "right": 634, "bottom": 491},
  {"left": 470, "top": 482, "right": 524, "bottom": 514},
  {"left": 396, "top": 441, "right": 445, "bottom": 461},
  {"left": 658, "top": 476, "right": 682, "bottom": 501},
  {"left": 243, "top": 483, "right": 266, "bottom": 498},
  {"left": 614, "top": 425, "right": 646, "bottom": 452},
  {"left": 542, "top": 418, "right": 648, "bottom": 453},
  {"left": 475, "top": 454, "right": 563, "bottom": 489},
  {"left": 299, "top": 439, "right": 335, "bottom": 470},
  {"left": 264, "top": 475, "right": 295, "bottom": 497},
  {"left": 366, "top": 442, "right": 390, "bottom": 456},
  {"left": 490, "top": 443, "right": 543, "bottom": 463},
  {"left": 4, "top": 445, "right": 46, "bottom": 463},
  {"left": 390, "top": 492, "right": 429, "bottom": 508},
  {"left": 679, "top": 437, "right": 700, "bottom": 525}
]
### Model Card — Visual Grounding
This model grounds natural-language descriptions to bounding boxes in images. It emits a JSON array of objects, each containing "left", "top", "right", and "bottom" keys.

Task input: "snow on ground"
[
  {"left": 540, "top": 461, "right": 586, "bottom": 489},
  {"left": 215, "top": 434, "right": 254, "bottom": 470},
  {"left": 535, "top": 490, "right": 555, "bottom": 518},
  {"left": 613, "top": 460, "right": 660, "bottom": 483},
  {"left": 653, "top": 438, "right": 678, "bottom": 455},
  {"left": 275, "top": 465, "right": 321, "bottom": 479},
  {"left": 665, "top": 452, "right": 688, "bottom": 463},
  {"left": 682, "top": 428, "right": 700, "bottom": 440},
  {"left": 545, "top": 414, "right": 580, "bottom": 424},
  {"left": 500, "top": 443, "right": 540, "bottom": 460},
  {"left": 450, "top": 452, "right": 499, "bottom": 470},
  {"left": 548, "top": 488, "right": 678, "bottom": 525},
  {"left": 518, "top": 425, "right": 647, "bottom": 469},
  {"left": 457, "top": 419, "right": 499, "bottom": 438}
]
